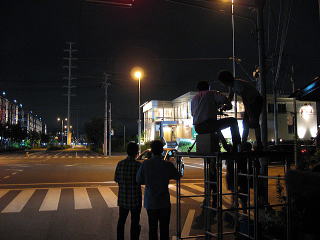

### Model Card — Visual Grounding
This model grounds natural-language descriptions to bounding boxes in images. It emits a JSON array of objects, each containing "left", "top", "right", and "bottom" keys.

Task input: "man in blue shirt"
[{"left": 136, "top": 140, "right": 180, "bottom": 240}]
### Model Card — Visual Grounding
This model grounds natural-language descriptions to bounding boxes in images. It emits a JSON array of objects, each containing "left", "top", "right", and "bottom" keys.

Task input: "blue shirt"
[{"left": 136, "top": 155, "right": 180, "bottom": 209}]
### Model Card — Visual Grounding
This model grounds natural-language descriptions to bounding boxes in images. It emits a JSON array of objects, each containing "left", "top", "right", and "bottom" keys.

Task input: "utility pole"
[
  {"left": 109, "top": 102, "right": 112, "bottom": 156},
  {"left": 231, "top": 0, "right": 237, "bottom": 120},
  {"left": 63, "top": 42, "right": 77, "bottom": 145},
  {"left": 123, "top": 125, "right": 126, "bottom": 150},
  {"left": 273, "top": 82, "right": 279, "bottom": 144},
  {"left": 255, "top": 0, "right": 268, "bottom": 148},
  {"left": 291, "top": 65, "right": 298, "bottom": 167},
  {"left": 103, "top": 73, "right": 111, "bottom": 156}
]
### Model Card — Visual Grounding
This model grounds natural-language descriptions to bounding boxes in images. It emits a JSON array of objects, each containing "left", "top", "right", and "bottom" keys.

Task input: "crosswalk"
[
  {"left": 0, "top": 154, "right": 108, "bottom": 159},
  {"left": 0, "top": 183, "right": 206, "bottom": 214}
]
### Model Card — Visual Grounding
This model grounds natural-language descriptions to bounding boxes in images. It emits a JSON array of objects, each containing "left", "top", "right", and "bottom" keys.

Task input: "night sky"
[{"left": 1, "top": 0, "right": 319, "bottom": 136}]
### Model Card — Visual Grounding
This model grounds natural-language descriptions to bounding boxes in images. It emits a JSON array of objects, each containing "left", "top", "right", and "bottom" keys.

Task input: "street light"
[
  {"left": 131, "top": 67, "right": 144, "bottom": 153},
  {"left": 57, "top": 117, "right": 67, "bottom": 145}
]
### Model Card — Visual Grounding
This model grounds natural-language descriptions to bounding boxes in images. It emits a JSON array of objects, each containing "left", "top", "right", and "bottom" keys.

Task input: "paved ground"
[{"left": 0, "top": 148, "right": 287, "bottom": 240}]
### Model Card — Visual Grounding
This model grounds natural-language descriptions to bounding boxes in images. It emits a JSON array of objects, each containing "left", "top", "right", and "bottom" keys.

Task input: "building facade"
[
  {"left": 0, "top": 95, "right": 46, "bottom": 134},
  {"left": 143, "top": 92, "right": 318, "bottom": 143}
]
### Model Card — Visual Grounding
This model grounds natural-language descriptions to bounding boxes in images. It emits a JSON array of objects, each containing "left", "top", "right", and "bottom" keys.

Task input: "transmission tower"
[{"left": 63, "top": 42, "right": 77, "bottom": 145}]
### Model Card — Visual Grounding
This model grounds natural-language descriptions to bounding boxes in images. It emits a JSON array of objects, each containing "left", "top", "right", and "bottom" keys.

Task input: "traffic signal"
[{"left": 86, "top": 0, "right": 135, "bottom": 7}]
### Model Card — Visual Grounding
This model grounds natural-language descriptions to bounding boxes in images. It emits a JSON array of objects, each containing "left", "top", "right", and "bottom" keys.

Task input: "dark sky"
[{"left": 1, "top": 0, "right": 319, "bottom": 136}]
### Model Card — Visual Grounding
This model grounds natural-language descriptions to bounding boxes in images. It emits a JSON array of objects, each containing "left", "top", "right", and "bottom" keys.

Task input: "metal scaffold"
[{"left": 175, "top": 150, "right": 292, "bottom": 240}]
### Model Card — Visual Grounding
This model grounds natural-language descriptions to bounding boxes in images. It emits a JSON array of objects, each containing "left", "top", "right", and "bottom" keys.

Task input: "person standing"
[
  {"left": 218, "top": 70, "right": 263, "bottom": 149},
  {"left": 136, "top": 140, "right": 180, "bottom": 240},
  {"left": 114, "top": 142, "right": 142, "bottom": 240}
]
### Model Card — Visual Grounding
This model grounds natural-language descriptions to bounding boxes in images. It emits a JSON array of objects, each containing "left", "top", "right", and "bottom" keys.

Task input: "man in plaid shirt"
[{"left": 114, "top": 142, "right": 142, "bottom": 240}]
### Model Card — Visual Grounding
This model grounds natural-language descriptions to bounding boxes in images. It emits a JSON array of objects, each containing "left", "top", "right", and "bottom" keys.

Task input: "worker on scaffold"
[{"left": 191, "top": 80, "right": 241, "bottom": 227}]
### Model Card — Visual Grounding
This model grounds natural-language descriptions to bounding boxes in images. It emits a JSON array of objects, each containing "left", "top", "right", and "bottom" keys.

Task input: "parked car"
[
  {"left": 137, "top": 148, "right": 185, "bottom": 176},
  {"left": 267, "top": 143, "right": 316, "bottom": 165}
]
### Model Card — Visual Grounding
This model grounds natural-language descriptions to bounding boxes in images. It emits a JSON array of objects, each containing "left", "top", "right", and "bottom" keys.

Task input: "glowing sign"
[{"left": 299, "top": 104, "right": 313, "bottom": 121}]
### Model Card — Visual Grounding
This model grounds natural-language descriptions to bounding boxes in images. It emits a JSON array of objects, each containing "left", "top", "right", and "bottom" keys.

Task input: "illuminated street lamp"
[
  {"left": 131, "top": 67, "right": 144, "bottom": 153},
  {"left": 57, "top": 117, "right": 67, "bottom": 145}
]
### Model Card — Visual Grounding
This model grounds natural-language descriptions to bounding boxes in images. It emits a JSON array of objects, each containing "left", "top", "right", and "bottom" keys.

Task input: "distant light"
[
  {"left": 13, "top": 99, "right": 17, "bottom": 103},
  {"left": 134, "top": 71, "right": 142, "bottom": 79},
  {"left": 300, "top": 104, "right": 313, "bottom": 121},
  {"left": 280, "top": 138, "right": 283, "bottom": 142},
  {"left": 131, "top": 67, "right": 144, "bottom": 80},
  {"left": 19, "top": 104, "right": 23, "bottom": 108},
  {"left": 271, "top": 138, "right": 275, "bottom": 142},
  {"left": 2, "top": 91, "right": 5, "bottom": 96},
  {"left": 57, "top": 117, "right": 61, "bottom": 121}
]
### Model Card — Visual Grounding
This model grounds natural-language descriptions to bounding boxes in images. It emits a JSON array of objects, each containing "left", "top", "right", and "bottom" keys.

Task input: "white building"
[{"left": 143, "top": 92, "right": 318, "bottom": 143}]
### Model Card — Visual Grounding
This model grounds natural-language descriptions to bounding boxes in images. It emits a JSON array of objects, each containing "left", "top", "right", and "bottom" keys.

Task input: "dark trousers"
[
  {"left": 195, "top": 117, "right": 241, "bottom": 149},
  {"left": 117, "top": 206, "right": 141, "bottom": 240},
  {"left": 147, "top": 207, "right": 171, "bottom": 240}
]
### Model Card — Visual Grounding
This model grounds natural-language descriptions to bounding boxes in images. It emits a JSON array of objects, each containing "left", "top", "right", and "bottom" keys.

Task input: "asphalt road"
[
  {"left": 0, "top": 148, "right": 214, "bottom": 240},
  {"left": 0, "top": 148, "right": 286, "bottom": 240}
]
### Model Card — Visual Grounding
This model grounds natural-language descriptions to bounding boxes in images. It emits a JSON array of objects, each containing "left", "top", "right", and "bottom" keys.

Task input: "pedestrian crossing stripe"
[
  {"left": 39, "top": 188, "right": 61, "bottom": 211},
  {"left": 2, "top": 189, "right": 35, "bottom": 213},
  {"left": 74, "top": 188, "right": 92, "bottom": 209},
  {"left": 0, "top": 184, "right": 205, "bottom": 214},
  {"left": 0, "top": 155, "right": 109, "bottom": 159}
]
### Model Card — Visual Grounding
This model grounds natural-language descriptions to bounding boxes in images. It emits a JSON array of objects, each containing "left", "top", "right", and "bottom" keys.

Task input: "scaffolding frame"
[{"left": 175, "top": 151, "right": 291, "bottom": 240}]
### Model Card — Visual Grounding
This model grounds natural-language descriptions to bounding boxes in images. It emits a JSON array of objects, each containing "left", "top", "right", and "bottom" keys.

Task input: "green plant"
[
  {"left": 260, "top": 176, "right": 287, "bottom": 239},
  {"left": 177, "top": 139, "right": 196, "bottom": 152},
  {"left": 141, "top": 141, "right": 151, "bottom": 152},
  {"left": 309, "top": 150, "right": 320, "bottom": 167}
]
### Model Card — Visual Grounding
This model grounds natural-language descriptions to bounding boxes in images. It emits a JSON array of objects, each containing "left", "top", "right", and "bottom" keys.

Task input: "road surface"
[{"left": 0, "top": 148, "right": 286, "bottom": 240}]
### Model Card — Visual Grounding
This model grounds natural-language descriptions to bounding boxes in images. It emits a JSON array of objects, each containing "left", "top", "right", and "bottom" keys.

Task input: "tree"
[
  {"left": 84, "top": 118, "right": 104, "bottom": 148},
  {"left": 40, "top": 133, "right": 50, "bottom": 144},
  {"left": 28, "top": 131, "right": 40, "bottom": 148},
  {"left": 10, "top": 124, "right": 27, "bottom": 142}
]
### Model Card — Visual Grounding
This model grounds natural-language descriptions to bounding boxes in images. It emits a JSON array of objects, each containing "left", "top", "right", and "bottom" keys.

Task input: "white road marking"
[
  {"left": 172, "top": 209, "right": 196, "bottom": 240},
  {"left": 98, "top": 186, "right": 118, "bottom": 208},
  {"left": 0, "top": 189, "right": 9, "bottom": 199},
  {"left": 2, "top": 189, "right": 35, "bottom": 213},
  {"left": 0, "top": 181, "right": 117, "bottom": 187},
  {"left": 3, "top": 176, "right": 10, "bottom": 179},
  {"left": 39, "top": 188, "right": 61, "bottom": 211},
  {"left": 184, "top": 164, "right": 203, "bottom": 169},
  {"left": 74, "top": 188, "right": 92, "bottom": 209},
  {"left": 182, "top": 209, "right": 196, "bottom": 237},
  {"left": 187, "top": 183, "right": 204, "bottom": 193},
  {"left": 169, "top": 185, "right": 203, "bottom": 202},
  {"left": 11, "top": 172, "right": 17, "bottom": 175}
]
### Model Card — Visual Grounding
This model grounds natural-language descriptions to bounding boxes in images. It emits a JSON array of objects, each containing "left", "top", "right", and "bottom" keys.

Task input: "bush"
[
  {"left": 141, "top": 141, "right": 151, "bottom": 152},
  {"left": 177, "top": 139, "right": 196, "bottom": 152},
  {"left": 47, "top": 145, "right": 63, "bottom": 151}
]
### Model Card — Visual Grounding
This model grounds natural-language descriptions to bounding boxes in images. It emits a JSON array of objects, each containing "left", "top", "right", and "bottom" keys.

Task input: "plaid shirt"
[{"left": 114, "top": 157, "right": 142, "bottom": 209}]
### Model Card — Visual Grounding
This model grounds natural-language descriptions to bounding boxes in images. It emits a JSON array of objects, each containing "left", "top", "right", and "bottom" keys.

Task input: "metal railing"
[{"left": 175, "top": 150, "right": 291, "bottom": 240}]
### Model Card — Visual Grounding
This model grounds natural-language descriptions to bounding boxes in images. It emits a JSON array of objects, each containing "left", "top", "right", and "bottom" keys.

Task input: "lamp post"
[
  {"left": 132, "top": 67, "right": 144, "bottom": 154},
  {"left": 57, "top": 117, "right": 67, "bottom": 145}
]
